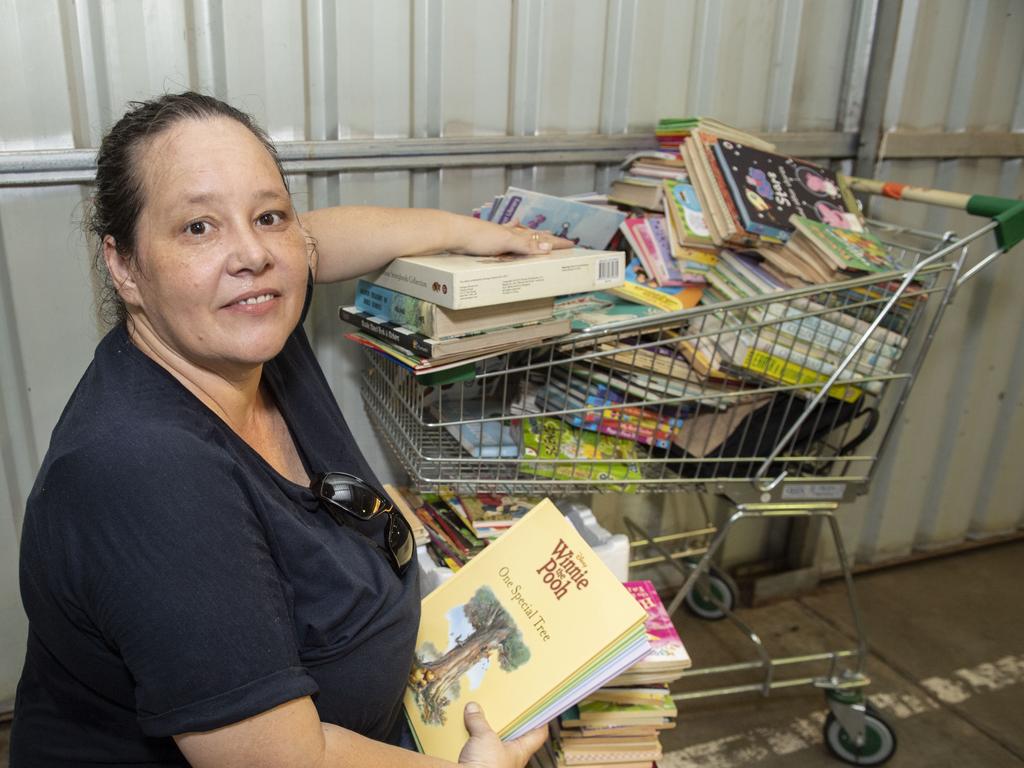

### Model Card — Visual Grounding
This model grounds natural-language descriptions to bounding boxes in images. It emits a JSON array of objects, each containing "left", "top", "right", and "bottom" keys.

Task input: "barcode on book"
[{"left": 595, "top": 256, "right": 621, "bottom": 285}]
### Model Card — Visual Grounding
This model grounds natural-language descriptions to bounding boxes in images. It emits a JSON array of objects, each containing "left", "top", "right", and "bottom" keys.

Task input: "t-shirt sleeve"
[{"left": 47, "top": 431, "right": 318, "bottom": 737}]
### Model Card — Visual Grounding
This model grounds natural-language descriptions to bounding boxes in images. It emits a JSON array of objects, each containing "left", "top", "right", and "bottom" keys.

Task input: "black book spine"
[{"left": 339, "top": 306, "right": 435, "bottom": 358}]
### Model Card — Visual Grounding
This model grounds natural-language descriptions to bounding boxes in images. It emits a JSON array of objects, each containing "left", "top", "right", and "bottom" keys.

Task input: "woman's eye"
[
  {"left": 257, "top": 212, "right": 284, "bottom": 226},
  {"left": 187, "top": 221, "right": 208, "bottom": 236}
]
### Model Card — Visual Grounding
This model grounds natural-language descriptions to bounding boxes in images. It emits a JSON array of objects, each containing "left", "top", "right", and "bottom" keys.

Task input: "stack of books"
[
  {"left": 342, "top": 245, "right": 625, "bottom": 377},
  {"left": 550, "top": 581, "right": 690, "bottom": 768}
]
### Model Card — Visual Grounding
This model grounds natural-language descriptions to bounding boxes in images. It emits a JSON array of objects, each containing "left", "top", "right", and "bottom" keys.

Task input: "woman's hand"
[
  {"left": 458, "top": 702, "right": 549, "bottom": 768},
  {"left": 456, "top": 221, "right": 574, "bottom": 258}
]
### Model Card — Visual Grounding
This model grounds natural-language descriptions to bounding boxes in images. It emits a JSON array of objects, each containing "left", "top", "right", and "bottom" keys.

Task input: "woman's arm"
[
  {"left": 175, "top": 696, "right": 547, "bottom": 768},
  {"left": 299, "top": 206, "right": 571, "bottom": 284}
]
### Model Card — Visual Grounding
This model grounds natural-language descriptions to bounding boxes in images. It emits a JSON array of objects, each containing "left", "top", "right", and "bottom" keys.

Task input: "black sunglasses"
[{"left": 311, "top": 472, "right": 414, "bottom": 577}]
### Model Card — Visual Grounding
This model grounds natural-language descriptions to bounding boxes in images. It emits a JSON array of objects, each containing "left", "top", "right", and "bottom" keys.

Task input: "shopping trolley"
[{"left": 357, "top": 179, "right": 1023, "bottom": 765}]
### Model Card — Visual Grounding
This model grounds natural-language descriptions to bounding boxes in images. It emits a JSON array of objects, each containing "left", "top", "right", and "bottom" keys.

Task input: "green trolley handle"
[{"left": 841, "top": 175, "right": 1024, "bottom": 252}]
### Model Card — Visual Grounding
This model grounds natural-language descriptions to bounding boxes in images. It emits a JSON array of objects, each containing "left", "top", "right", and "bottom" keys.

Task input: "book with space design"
[{"left": 712, "top": 140, "right": 862, "bottom": 240}]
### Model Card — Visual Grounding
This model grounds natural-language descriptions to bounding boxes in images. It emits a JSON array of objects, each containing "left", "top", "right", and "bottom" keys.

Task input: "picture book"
[
  {"left": 606, "top": 581, "right": 691, "bottom": 685},
  {"left": 712, "top": 140, "right": 862, "bottom": 240},
  {"left": 369, "top": 248, "right": 625, "bottom": 310},
  {"left": 663, "top": 179, "right": 714, "bottom": 249},
  {"left": 789, "top": 216, "right": 896, "bottom": 274},
  {"left": 491, "top": 187, "right": 627, "bottom": 250},
  {"left": 608, "top": 257, "right": 703, "bottom": 313},
  {"left": 518, "top": 417, "right": 643, "bottom": 492},
  {"left": 553, "top": 291, "right": 665, "bottom": 331},
  {"left": 404, "top": 499, "right": 650, "bottom": 761},
  {"left": 355, "top": 279, "right": 555, "bottom": 338}
]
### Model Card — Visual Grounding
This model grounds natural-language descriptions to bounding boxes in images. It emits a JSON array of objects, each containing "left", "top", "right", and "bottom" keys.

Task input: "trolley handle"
[{"left": 844, "top": 176, "right": 1024, "bottom": 254}]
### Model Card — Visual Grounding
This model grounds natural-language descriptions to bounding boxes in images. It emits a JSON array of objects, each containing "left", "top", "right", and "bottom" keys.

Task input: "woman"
[{"left": 12, "top": 92, "right": 566, "bottom": 767}]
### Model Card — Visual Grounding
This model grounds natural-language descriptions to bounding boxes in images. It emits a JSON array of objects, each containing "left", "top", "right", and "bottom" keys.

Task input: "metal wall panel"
[{"left": 1, "top": 0, "right": 1022, "bottom": 706}]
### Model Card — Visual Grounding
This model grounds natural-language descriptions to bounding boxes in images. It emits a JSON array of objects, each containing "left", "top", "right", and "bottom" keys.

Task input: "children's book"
[
  {"left": 608, "top": 257, "right": 703, "bottom": 313},
  {"left": 606, "top": 581, "right": 691, "bottom": 685},
  {"left": 712, "top": 140, "right": 862, "bottom": 240},
  {"left": 404, "top": 499, "right": 650, "bottom": 761},
  {"left": 789, "top": 216, "right": 896, "bottom": 274},
  {"left": 432, "top": 397, "right": 520, "bottom": 458},
  {"left": 491, "top": 187, "right": 627, "bottom": 250},
  {"left": 518, "top": 417, "right": 643, "bottom": 492}
]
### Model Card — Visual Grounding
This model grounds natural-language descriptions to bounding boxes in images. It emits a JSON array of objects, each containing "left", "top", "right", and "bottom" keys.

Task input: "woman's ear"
[{"left": 102, "top": 235, "right": 143, "bottom": 307}]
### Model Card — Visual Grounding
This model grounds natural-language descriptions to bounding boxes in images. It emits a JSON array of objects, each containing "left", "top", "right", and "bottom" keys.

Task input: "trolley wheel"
[
  {"left": 823, "top": 705, "right": 897, "bottom": 766},
  {"left": 683, "top": 566, "right": 737, "bottom": 621}
]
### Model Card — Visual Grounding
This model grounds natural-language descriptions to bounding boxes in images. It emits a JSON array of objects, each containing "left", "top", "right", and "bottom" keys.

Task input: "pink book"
[{"left": 624, "top": 580, "right": 691, "bottom": 669}]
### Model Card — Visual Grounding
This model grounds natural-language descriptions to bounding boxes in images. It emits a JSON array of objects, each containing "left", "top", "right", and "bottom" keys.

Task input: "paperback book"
[
  {"left": 339, "top": 306, "right": 570, "bottom": 360},
  {"left": 355, "top": 279, "right": 555, "bottom": 338},
  {"left": 369, "top": 248, "right": 625, "bottom": 310},
  {"left": 404, "top": 499, "right": 650, "bottom": 761},
  {"left": 490, "top": 187, "right": 627, "bottom": 250}
]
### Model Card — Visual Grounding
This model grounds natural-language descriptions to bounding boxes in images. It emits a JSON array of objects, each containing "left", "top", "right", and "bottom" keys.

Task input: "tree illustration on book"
[{"left": 408, "top": 586, "right": 531, "bottom": 725}]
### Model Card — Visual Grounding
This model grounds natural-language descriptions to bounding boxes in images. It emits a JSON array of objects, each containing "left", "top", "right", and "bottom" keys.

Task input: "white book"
[{"left": 369, "top": 248, "right": 626, "bottom": 310}]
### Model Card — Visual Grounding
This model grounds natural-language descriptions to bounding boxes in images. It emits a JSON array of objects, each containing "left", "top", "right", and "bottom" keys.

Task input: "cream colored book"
[
  {"left": 369, "top": 248, "right": 626, "bottom": 310},
  {"left": 404, "top": 499, "right": 649, "bottom": 761}
]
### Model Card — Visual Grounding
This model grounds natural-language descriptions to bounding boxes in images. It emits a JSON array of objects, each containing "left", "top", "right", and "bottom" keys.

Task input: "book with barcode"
[{"left": 369, "top": 248, "right": 625, "bottom": 310}]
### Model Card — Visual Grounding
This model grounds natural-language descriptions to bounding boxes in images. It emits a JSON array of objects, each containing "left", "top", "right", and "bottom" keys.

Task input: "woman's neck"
[{"left": 126, "top": 317, "right": 264, "bottom": 433}]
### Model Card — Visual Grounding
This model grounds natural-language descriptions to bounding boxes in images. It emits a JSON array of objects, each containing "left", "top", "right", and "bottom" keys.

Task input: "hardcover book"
[
  {"left": 712, "top": 140, "right": 862, "bottom": 240},
  {"left": 369, "top": 248, "right": 625, "bottom": 310},
  {"left": 404, "top": 499, "right": 650, "bottom": 761}
]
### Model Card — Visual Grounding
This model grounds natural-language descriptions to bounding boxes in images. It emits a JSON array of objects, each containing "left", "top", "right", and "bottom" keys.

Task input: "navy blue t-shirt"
[{"left": 12, "top": 314, "right": 420, "bottom": 766}]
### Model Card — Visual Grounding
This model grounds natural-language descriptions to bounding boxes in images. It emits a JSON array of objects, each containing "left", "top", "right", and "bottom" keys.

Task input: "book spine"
[
  {"left": 696, "top": 133, "right": 762, "bottom": 248},
  {"left": 340, "top": 306, "right": 434, "bottom": 358},
  {"left": 647, "top": 217, "right": 685, "bottom": 286},
  {"left": 355, "top": 279, "right": 434, "bottom": 336},
  {"left": 622, "top": 218, "right": 661, "bottom": 283},
  {"left": 608, "top": 281, "right": 682, "bottom": 312}
]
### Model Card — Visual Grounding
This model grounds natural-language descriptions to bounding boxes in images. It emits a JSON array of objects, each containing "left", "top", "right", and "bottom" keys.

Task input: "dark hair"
[{"left": 89, "top": 92, "right": 288, "bottom": 325}]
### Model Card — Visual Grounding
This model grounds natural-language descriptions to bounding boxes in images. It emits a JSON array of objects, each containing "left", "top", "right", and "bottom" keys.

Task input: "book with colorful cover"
[
  {"left": 712, "top": 139, "right": 862, "bottom": 240},
  {"left": 663, "top": 179, "right": 715, "bottom": 250},
  {"left": 607, "top": 581, "right": 691, "bottom": 685},
  {"left": 532, "top": 378, "right": 681, "bottom": 450},
  {"left": 789, "top": 216, "right": 896, "bottom": 274},
  {"left": 518, "top": 417, "right": 643, "bottom": 492},
  {"left": 553, "top": 291, "right": 665, "bottom": 331},
  {"left": 491, "top": 187, "right": 627, "bottom": 250},
  {"left": 608, "top": 257, "right": 703, "bottom": 313},
  {"left": 404, "top": 499, "right": 650, "bottom": 761}
]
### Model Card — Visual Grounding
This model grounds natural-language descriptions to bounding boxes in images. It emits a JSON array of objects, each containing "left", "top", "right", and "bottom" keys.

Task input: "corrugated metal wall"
[{"left": 1, "top": 0, "right": 1022, "bottom": 705}]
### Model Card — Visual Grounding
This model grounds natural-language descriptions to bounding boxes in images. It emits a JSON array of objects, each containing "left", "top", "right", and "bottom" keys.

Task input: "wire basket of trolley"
[{"left": 352, "top": 176, "right": 1024, "bottom": 766}]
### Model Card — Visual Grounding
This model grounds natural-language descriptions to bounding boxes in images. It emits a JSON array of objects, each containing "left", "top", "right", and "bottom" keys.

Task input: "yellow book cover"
[{"left": 404, "top": 499, "right": 649, "bottom": 761}]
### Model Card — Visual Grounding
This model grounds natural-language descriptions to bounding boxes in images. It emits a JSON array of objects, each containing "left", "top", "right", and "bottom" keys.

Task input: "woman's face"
[{"left": 122, "top": 116, "right": 307, "bottom": 377}]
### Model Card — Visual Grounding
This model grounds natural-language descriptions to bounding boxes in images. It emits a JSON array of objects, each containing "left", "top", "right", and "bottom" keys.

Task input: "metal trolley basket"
[{"left": 358, "top": 180, "right": 1024, "bottom": 765}]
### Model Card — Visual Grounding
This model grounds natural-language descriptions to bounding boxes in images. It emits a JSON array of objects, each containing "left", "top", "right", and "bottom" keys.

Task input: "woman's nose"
[{"left": 228, "top": 226, "right": 272, "bottom": 274}]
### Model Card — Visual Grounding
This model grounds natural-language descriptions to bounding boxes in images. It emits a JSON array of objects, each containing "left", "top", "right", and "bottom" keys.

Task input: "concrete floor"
[
  {"left": 1, "top": 540, "right": 1021, "bottom": 767},
  {"left": 663, "top": 539, "right": 1024, "bottom": 767}
]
